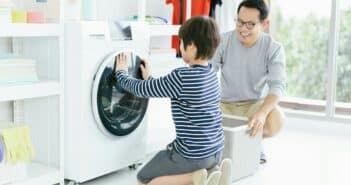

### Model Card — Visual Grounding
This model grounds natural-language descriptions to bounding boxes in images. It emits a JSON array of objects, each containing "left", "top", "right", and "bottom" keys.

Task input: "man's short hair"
[
  {"left": 178, "top": 16, "right": 220, "bottom": 60},
  {"left": 237, "top": 0, "right": 269, "bottom": 21}
]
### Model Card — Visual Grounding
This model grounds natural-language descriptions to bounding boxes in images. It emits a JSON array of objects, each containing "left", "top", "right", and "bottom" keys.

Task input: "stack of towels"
[
  {"left": 0, "top": 0, "right": 12, "bottom": 23},
  {"left": 0, "top": 55, "right": 39, "bottom": 85}
]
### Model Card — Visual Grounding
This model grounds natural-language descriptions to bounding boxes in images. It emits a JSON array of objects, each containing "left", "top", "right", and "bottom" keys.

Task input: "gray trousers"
[{"left": 137, "top": 144, "right": 222, "bottom": 184}]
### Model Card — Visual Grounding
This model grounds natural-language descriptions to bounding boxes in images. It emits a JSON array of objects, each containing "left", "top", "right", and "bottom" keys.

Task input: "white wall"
[
  {"left": 0, "top": 38, "right": 11, "bottom": 52},
  {"left": 0, "top": 39, "right": 13, "bottom": 121},
  {"left": 0, "top": 102, "right": 12, "bottom": 121}
]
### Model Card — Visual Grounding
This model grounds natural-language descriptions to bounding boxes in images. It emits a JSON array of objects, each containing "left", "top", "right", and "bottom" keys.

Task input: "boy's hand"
[
  {"left": 115, "top": 53, "right": 128, "bottom": 72},
  {"left": 140, "top": 59, "right": 151, "bottom": 80}
]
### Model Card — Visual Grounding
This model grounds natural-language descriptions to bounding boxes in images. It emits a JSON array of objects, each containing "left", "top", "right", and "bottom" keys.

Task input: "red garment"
[{"left": 166, "top": 0, "right": 211, "bottom": 55}]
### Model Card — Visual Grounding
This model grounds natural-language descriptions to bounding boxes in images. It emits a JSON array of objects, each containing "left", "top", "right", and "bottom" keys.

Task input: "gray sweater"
[{"left": 210, "top": 31, "right": 287, "bottom": 102}]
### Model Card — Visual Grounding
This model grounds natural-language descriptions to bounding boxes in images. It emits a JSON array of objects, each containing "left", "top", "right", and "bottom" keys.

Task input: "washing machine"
[{"left": 64, "top": 21, "right": 150, "bottom": 183}]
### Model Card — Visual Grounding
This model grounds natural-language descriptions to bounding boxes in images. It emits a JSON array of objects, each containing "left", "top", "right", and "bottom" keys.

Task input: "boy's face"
[
  {"left": 180, "top": 40, "right": 196, "bottom": 64},
  {"left": 236, "top": 6, "right": 268, "bottom": 47}
]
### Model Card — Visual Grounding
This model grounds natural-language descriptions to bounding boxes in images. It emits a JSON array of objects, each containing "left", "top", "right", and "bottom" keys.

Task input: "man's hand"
[
  {"left": 115, "top": 53, "right": 128, "bottom": 72},
  {"left": 140, "top": 59, "right": 151, "bottom": 80},
  {"left": 247, "top": 110, "right": 267, "bottom": 137}
]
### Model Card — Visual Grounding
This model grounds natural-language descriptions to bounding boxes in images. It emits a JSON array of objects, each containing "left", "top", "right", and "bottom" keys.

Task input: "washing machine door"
[{"left": 92, "top": 51, "right": 148, "bottom": 137}]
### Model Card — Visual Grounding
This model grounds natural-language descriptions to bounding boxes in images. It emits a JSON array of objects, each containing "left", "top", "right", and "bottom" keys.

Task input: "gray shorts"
[{"left": 137, "top": 144, "right": 222, "bottom": 184}]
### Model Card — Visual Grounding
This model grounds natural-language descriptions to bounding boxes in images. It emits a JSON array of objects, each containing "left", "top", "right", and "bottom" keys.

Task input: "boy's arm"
[{"left": 115, "top": 70, "right": 182, "bottom": 99}]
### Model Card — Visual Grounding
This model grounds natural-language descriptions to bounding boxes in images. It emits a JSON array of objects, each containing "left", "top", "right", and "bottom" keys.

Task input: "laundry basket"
[{"left": 222, "top": 114, "right": 262, "bottom": 182}]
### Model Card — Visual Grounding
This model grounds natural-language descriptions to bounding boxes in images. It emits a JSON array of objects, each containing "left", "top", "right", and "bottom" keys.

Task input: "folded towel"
[
  {"left": 1, "top": 126, "right": 35, "bottom": 164},
  {"left": 0, "top": 137, "right": 4, "bottom": 163}
]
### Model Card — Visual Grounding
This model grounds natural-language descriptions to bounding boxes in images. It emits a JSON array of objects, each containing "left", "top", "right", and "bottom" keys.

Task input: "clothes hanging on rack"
[
  {"left": 214, "top": 0, "right": 238, "bottom": 33},
  {"left": 209, "top": 0, "right": 222, "bottom": 18},
  {"left": 1, "top": 125, "right": 35, "bottom": 164},
  {"left": 166, "top": 0, "right": 211, "bottom": 56},
  {"left": 0, "top": 137, "right": 4, "bottom": 163}
]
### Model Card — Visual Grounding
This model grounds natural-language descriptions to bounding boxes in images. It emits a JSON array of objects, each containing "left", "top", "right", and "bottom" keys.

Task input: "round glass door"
[{"left": 92, "top": 51, "right": 148, "bottom": 136}]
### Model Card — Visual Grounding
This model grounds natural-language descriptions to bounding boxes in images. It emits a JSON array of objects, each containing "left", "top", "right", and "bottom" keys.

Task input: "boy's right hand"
[{"left": 140, "top": 59, "right": 151, "bottom": 80}]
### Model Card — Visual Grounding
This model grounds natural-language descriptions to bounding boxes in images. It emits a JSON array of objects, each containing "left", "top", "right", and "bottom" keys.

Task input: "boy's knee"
[{"left": 137, "top": 170, "right": 149, "bottom": 185}]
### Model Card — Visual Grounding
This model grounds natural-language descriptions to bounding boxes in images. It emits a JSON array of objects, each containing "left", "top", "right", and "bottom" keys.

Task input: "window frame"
[{"left": 273, "top": 0, "right": 351, "bottom": 120}]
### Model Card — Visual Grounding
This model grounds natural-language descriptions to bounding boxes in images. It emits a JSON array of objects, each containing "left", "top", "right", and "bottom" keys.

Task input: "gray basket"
[{"left": 222, "top": 114, "right": 262, "bottom": 182}]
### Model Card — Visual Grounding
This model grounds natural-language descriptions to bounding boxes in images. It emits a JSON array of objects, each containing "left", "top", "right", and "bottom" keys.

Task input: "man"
[{"left": 210, "top": 0, "right": 286, "bottom": 164}]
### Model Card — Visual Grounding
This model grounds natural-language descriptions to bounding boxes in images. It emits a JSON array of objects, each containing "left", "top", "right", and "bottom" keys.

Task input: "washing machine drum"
[{"left": 92, "top": 52, "right": 148, "bottom": 136}]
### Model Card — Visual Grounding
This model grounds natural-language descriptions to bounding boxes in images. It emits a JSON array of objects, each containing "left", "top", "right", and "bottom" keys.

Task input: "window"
[
  {"left": 271, "top": 0, "right": 332, "bottom": 113},
  {"left": 336, "top": 0, "right": 351, "bottom": 117},
  {"left": 270, "top": 0, "right": 351, "bottom": 118}
]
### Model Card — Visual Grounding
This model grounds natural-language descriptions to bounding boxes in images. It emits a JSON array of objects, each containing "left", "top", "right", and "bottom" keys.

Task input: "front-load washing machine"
[{"left": 64, "top": 22, "right": 150, "bottom": 183}]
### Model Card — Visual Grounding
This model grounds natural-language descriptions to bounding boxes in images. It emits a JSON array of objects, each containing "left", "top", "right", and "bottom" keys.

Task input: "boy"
[{"left": 115, "top": 16, "right": 225, "bottom": 185}]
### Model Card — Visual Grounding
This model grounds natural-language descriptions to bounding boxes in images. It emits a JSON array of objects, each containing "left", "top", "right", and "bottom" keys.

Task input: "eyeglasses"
[{"left": 235, "top": 18, "right": 260, "bottom": 30}]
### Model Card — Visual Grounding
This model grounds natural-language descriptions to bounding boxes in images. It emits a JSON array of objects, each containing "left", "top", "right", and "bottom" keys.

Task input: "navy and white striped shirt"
[{"left": 116, "top": 64, "right": 224, "bottom": 159}]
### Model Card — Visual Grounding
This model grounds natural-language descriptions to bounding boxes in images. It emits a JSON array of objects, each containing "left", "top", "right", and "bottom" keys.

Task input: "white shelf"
[
  {"left": 149, "top": 25, "right": 180, "bottom": 36},
  {"left": 0, "top": 81, "right": 60, "bottom": 102},
  {"left": 15, "top": 162, "right": 61, "bottom": 185},
  {"left": 0, "top": 23, "right": 61, "bottom": 37}
]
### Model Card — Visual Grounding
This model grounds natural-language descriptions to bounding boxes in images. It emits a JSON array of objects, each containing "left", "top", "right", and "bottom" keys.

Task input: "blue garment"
[
  {"left": 0, "top": 137, "right": 4, "bottom": 163},
  {"left": 116, "top": 64, "right": 224, "bottom": 159}
]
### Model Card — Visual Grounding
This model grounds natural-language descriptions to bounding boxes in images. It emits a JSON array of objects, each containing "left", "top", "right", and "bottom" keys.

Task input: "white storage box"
[{"left": 222, "top": 115, "right": 262, "bottom": 182}]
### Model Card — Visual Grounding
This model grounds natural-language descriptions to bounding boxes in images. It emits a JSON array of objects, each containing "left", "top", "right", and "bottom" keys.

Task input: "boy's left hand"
[{"left": 115, "top": 53, "right": 128, "bottom": 72}]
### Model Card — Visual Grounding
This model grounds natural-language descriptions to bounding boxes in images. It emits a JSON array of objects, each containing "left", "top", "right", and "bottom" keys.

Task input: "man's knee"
[{"left": 263, "top": 107, "right": 285, "bottom": 137}]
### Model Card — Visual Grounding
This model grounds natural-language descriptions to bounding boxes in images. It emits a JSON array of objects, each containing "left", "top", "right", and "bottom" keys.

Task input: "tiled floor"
[{"left": 71, "top": 119, "right": 351, "bottom": 185}]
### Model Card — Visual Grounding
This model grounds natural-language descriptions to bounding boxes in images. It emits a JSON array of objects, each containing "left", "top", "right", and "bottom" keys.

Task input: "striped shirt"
[{"left": 116, "top": 64, "right": 224, "bottom": 159}]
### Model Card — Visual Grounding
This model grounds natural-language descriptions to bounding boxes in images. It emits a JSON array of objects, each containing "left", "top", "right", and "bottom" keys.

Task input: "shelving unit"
[
  {"left": 15, "top": 163, "right": 61, "bottom": 185},
  {"left": 0, "top": 81, "right": 60, "bottom": 102},
  {"left": 0, "top": 23, "right": 61, "bottom": 37},
  {"left": 0, "top": 0, "right": 64, "bottom": 184}
]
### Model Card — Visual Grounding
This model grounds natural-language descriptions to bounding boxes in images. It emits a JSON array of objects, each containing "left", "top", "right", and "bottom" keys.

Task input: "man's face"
[{"left": 236, "top": 7, "right": 266, "bottom": 47}]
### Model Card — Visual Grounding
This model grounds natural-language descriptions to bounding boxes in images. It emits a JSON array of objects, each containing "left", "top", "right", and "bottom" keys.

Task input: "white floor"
[{"left": 71, "top": 119, "right": 351, "bottom": 185}]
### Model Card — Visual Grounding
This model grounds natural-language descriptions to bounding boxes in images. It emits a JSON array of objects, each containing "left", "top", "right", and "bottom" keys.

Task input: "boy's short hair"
[
  {"left": 237, "top": 0, "right": 269, "bottom": 21},
  {"left": 178, "top": 16, "right": 220, "bottom": 60}
]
